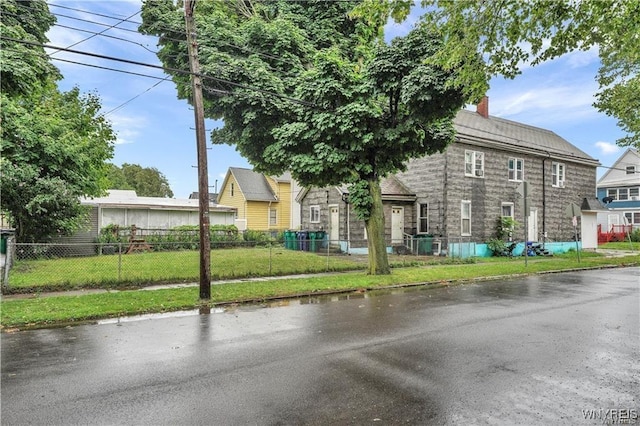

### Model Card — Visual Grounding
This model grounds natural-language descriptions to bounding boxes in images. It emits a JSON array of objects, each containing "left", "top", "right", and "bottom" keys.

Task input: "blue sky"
[{"left": 45, "top": 1, "right": 627, "bottom": 199}]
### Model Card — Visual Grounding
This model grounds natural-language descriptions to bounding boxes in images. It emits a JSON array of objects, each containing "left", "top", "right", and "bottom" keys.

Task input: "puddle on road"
[
  {"left": 97, "top": 307, "right": 226, "bottom": 325},
  {"left": 95, "top": 287, "right": 419, "bottom": 326}
]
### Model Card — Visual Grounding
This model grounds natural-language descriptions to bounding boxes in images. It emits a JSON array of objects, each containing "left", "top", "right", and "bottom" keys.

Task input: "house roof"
[
  {"left": 81, "top": 190, "right": 236, "bottom": 212},
  {"left": 229, "top": 167, "right": 278, "bottom": 202},
  {"left": 454, "top": 109, "right": 599, "bottom": 166},
  {"left": 327, "top": 176, "right": 415, "bottom": 202},
  {"left": 189, "top": 192, "right": 218, "bottom": 200},
  {"left": 597, "top": 148, "right": 640, "bottom": 187},
  {"left": 379, "top": 175, "right": 416, "bottom": 201},
  {"left": 581, "top": 197, "right": 609, "bottom": 212}
]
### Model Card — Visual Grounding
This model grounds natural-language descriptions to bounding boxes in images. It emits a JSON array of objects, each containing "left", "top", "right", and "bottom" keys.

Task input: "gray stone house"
[{"left": 297, "top": 98, "right": 600, "bottom": 253}]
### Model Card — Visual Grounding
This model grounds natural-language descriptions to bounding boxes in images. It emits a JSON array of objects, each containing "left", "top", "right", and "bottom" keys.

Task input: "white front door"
[
  {"left": 391, "top": 207, "right": 404, "bottom": 244},
  {"left": 329, "top": 206, "right": 339, "bottom": 244},
  {"left": 528, "top": 208, "right": 538, "bottom": 242}
]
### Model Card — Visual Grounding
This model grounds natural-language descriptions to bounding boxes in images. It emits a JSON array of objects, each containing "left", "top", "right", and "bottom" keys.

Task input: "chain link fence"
[{"left": 1, "top": 232, "right": 472, "bottom": 293}]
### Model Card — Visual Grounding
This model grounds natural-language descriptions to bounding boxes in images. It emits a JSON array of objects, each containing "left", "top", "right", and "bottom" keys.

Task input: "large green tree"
[
  {"left": 0, "top": 0, "right": 60, "bottom": 97},
  {"left": 106, "top": 163, "right": 174, "bottom": 198},
  {"left": 414, "top": 0, "right": 639, "bottom": 148},
  {"left": 0, "top": 0, "right": 116, "bottom": 242},
  {"left": 141, "top": 0, "right": 470, "bottom": 274}
]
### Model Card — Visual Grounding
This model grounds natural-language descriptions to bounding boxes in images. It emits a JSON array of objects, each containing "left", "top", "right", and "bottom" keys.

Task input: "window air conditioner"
[
  {"left": 631, "top": 196, "right": 639, "bottom": 201},
  {"left": 475, "top": 169, "right": 484, "bottom": 177},
  {"left": 557, "top": 180, "right": 565, "bottom": 188}
]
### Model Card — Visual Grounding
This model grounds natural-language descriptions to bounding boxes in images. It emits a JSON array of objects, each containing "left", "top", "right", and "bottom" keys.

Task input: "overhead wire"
[
  {"left": 51, "top": 22, "right": 159, "bottom": 54},
  {"left": 29, "top": 2, "right": 305, "bottom": 69},
  {"left": 101, "top": 78, "right": 170, "bottom": 117},
  {"left": 47, "top": 10, "right": 142, "bottom": 56},
  {"left": 2, "top": 36, "right": 320, "bottom": 109}
]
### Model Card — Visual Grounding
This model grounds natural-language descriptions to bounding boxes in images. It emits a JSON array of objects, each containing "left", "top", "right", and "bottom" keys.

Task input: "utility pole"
[{"left": 184, "top": 0, "right": 211, "bottom": 299}]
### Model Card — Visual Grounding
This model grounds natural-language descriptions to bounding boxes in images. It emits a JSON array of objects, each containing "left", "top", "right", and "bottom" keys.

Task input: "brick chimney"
[{"left": 476, "top": 96, "right": 489, "bottom": 118}]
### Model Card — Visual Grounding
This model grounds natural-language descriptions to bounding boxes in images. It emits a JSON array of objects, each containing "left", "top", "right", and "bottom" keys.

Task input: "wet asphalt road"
[{"left": 2, "top": 267, "right": 639, "bottom": 425}]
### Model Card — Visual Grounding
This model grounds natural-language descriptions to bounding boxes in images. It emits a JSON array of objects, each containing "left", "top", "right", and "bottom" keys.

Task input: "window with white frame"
[
  {"left": 624, "top": 212, "right": 640, "bottom": 225},
  {"left": 269, "top": 208, "right": 277, "bottom": 226},
  {"left": 418, "top": 203, "right": 428, "bottom": 233},
  {"left": 618, "top": 188, "right": 629, "bottom": 201},
  {"left": 552, "top": 162, "right": 565, "bottom": 187},
  {"left": 508, "top": 158, "right": 524, "bottom": 181},
  {"left": 461, "top": 201, "right": 471, "bottom": 236},
  {"left": 310, "top": 205, "right": 320, "bottom": 223},
  {"left": 465, "top": 150, "right": 485, "bottom": 177},
  {"left": 607, "top": 187, "right": 640, "bottom": 200},
  {"left": 626, "top": 165, "right": 636, "bottom": 175},
  {"left": 501, "top": 202, "right": 514, "bottom": 218}
]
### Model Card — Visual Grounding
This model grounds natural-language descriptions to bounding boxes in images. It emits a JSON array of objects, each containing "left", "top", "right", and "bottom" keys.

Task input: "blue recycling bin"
[{"left": 297, "top": 231, "right": 309, "bottom": 251}]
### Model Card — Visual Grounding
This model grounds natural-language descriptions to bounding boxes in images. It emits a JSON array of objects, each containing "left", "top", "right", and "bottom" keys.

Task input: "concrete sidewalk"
[{"left": 0, "top": 271, "right": 348, "bottom": 300}]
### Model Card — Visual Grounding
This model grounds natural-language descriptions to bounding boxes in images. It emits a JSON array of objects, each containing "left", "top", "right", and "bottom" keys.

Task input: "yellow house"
[{"left": 217, "top": 167, "right": 294, "bottom": 231}]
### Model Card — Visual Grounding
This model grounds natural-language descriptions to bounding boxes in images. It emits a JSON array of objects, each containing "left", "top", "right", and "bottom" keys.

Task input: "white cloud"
[
  {"left": 595, "top": 141, "right": 620, "bottom": 155},
  {"left": 564, "top": 46, "right": 600, "bottom": 69},
  {"left": 107, "top": 113, "right": 147, "bottom": 145},
  {"left": 489, "top": 84, "right": 598, "bottom": 125}
]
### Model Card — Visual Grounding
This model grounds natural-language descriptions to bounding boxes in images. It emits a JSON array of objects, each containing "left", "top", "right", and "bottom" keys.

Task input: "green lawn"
[
  {"left": 2, "top": 251, "right": 638, "bottom": 329},
  {"left": 6, "top": 247, "right": 366, "bottom": 292},
  {"left": 599, "top": 241, "right": 638, "bottom": 251}
]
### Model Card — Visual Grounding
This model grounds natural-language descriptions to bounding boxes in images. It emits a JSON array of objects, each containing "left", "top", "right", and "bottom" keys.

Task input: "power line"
[
  {"left": 33, "top": 2, "right": 303, "bottom": 68},
  {"left": 48, "top": 10, "right": 142, "bottom": 56},
  {"left": 51, "top": 22, "right": 158, "bottom": 54},
  {"left": 48, "top": 55, "right": 165, "bottom": 80},
  {"left": 102, "top": 78, "right": 169, "bottom": 117},
  {"left": 2, "top": 36, "right": 319, "bottom": 108},
  {"left": 48, "top": 2, "right": 143, "bottom": 25}
]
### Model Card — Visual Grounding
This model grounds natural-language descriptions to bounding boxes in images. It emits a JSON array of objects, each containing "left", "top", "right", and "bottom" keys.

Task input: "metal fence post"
[{"left": 118, "top": 242, "right": 122, "bottom": 281}]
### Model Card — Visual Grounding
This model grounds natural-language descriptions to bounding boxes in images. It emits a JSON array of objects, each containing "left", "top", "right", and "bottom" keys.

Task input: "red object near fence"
[{"left": 598, "top": 224, "right": 633, "bottom": 243}]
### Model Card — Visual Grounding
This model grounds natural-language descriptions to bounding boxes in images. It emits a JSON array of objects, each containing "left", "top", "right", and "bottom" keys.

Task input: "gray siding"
[{"left": 421, "top": 143, "right": 597, "bottom": 242}]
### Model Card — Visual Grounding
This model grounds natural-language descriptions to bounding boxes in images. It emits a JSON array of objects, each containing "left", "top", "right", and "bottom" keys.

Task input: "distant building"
[
  {"left": 298, "top": 98, "right": 600, "bottom": 254},
  {"left": 53, "top": 190, "right": 237, "bottom": 253},
  {"left": 217, "top": 167, "right": 302, "bottom": 231},
  {"left": 596, "top": 148, "right": 640, "bottom": 231}
]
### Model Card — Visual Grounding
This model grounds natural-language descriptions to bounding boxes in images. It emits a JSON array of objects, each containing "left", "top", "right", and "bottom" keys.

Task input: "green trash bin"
[
  {"left": 0, "top": 229, "right": 14, "bottom": 254},
  {"left": 417, "top": 235, "right": 433, "bottom": 255},
  {"left": 309, "top": 231, "right": 318, "bottom": 252},
  {"left": 284, "top": 230, "right": 293, "bottom": 250},
  {"left": 316, "top": 231, "right": 326, "bottom": 250}
]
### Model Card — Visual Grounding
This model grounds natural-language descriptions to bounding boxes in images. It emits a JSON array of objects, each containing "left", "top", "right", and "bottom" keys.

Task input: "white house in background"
[
  {"left": 596, "top": 148, "right": 640, "bottom": 231},
  {"left": 48, "top": 190, "right": 236, "bottom": 257},
  {"left": 81, "top": 190, "right": 237, "bottom": 231}
]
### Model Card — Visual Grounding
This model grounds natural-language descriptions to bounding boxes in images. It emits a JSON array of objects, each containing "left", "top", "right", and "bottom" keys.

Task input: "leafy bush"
[
  {"left": 495, "top": 216, "right": 518, "bottom": 241},
  {"left": 487, "top": 238, "right": 507, "bottom": 256}
]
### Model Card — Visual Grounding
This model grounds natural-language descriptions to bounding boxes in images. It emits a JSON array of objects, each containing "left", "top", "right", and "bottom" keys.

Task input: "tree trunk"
[{"left": 365, "top": 178, "right": 391, "bottom": 275}]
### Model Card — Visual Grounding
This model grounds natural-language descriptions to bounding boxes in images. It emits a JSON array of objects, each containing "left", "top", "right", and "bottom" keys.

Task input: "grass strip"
[
  {"left": 2, "top": 253, "right": 637, "bottom": 329},
  {"left": 6, "top": 248, "right": 365, "bottom": 292}
]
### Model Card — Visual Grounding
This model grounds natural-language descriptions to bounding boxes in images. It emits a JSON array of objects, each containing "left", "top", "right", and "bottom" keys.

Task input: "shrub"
[{"left": 487, "top": 238, "right": 507, "bottom": 256}]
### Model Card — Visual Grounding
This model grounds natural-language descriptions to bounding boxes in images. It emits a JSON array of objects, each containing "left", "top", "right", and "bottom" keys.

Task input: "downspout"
[
  {"left": 542, "top": 151, "right": 551, "bottom": 247},
  {"left": 443, "top": 150, "right": 449, "bottom": 240},
  {"left": 346, "top": 201, "right": 350, "bottom": 254}
]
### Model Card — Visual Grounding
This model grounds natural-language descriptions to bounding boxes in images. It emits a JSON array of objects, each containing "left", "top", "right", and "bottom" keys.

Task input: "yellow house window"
[{"left": 269, "top": 208, "right": 277, "bottom": 226}]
